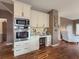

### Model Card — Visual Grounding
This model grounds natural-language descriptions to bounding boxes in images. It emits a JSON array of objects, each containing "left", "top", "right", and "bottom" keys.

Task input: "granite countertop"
[{"left": 31, "top": 34, "right": 51, "bottom": 37}]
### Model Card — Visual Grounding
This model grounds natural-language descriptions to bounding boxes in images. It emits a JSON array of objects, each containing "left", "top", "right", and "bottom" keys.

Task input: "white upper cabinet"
[
  {"left": 14, "top": 1, "right": 31, "bottom": 19},
  {"left": 43, "top": 13, "right": 49, "bottom": 27},
  {"left": 31, "top": 10, "right": 49, "bottom": 27},
  {"left": 38, "top": 12, "right": 49, "bottom": 27},
  {"left": 37, "top": 12, "right": 44, "bottom": 27},
  {"left": 30, "top": 10, "right": 38, "bottom": 27},
  {"left": 23, "top": 3, "right": 31, "bottom": 19},
  {"left": 14, "top": 1, "right": 23, "bottom": 17}
]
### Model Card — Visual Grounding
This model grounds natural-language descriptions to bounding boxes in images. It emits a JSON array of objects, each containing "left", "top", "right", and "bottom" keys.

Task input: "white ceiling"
[
  {"left": 19, "top": 0, "right": 79, "bottom": 19},
  {"left": 0, "top": 0, "right": 79, "bottom": 19}
]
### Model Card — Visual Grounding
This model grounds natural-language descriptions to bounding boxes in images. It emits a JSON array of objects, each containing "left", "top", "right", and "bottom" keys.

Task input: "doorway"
[{"left": 0, "top": 18, "right": 7, "bottom": 43}]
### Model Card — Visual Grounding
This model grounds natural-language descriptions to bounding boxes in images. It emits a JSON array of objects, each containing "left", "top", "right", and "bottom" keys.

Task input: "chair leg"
[{"left": 77, "top": 42, "right": 78, "bottom": 45}]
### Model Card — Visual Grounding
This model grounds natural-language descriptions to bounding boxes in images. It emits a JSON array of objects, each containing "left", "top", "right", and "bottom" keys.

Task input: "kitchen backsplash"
[{"left": 30, "top": 27, "right": 48, "bottom": 35}]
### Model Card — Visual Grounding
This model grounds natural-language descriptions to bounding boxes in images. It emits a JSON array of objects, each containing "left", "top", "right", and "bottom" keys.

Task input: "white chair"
[
  {"left": 61, "top": 31, "right": 79, "bottom": 43},
  {"left": 61, "top": 31, "right": 69, "bottom": 41}
]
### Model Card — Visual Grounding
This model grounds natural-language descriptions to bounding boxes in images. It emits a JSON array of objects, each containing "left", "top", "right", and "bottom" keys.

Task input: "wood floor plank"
[{"left": 0, "top": 41, "right": 79, "bottom": 59}]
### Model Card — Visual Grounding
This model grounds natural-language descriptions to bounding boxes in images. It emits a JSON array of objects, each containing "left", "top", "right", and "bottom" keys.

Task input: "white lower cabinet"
[
  {"left": 14, "top": 36, "right": 39, "bottom": 56},
  {"left": 14, "top": 41, "right": 30, "bottom": 56},
  {"left": 45, "top": 35, "right": 51, "bottom": 46},
  {"left": 14, "top": 35, "right": 51, "bottom": 56},
  {"left": 14, "top": 48, "right": 29, "bottom": 56},
  {"left": 30, "top": 36, "right": 39, "bottom": 51}
]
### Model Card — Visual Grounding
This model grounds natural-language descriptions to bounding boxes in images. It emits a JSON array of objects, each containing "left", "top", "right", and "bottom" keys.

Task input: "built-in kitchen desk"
[{"left": 39, "top": 35, "right": 51, "bottom": 49}]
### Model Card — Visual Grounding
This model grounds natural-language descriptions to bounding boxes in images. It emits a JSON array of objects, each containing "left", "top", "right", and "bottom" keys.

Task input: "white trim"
[
  {"left": 6, "top": 43, "right": 13, "bottom": 45},
  {"left": 52, "top": 43, "right": 60, "bottom": 47}
]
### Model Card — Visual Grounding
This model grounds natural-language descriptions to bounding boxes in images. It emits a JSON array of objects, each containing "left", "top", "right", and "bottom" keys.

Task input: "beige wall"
[
  {"left": 0, "top": 18, "right": 7, "bottom": 42},
  {"left": 60, "top": 17, "right": 73, "bottom": 40},
  {"left": 0, "top": 10, "right": 13, "bottom": 43},
  {"left": 72, "top": 20, "right": 79, "bottom": 35},
  {"left": 0, "top": 22, "right": 2, "bottom": 34},
  {"left": 0, "top": 22, "right": 2, "bottom": 42},
  {"left": 60, "top": 17, "right": 73, "bottom": 32},
  {"left": 0, "top": 18, "right": 7, "bottom": 34}
]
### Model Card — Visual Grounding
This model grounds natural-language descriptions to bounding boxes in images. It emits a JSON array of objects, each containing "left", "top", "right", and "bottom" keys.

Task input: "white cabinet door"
[
  {"left": 23, "top": 3, "right": 31, "bottom": 19},
  {"left": 38, "top": 12, "right": 44, "bottom": 27},
  {"left": 31, "top": 10, "right": 38, "bottom": 27},
  {"left": 34, "top": 39, "right": 39, "bottom": 50},
  {"left": 31, "top": 10, "right": 49, "bottom": 27},
  {"left": 30, "top": 36, "right": 39, "bottom": 51},
  {"left": 14, "top": 1, "right": 23, "bottom": 17},
  {"left": 39, "top": 13, "right": 49, "bottom": 27},
  {"left": 33, "top": 36, "right": 39, "bottom": 50},
  {"left": 14, "top": 1, "right": 31, "bottom": 19},
  {"left": 38, "top": 11, "right": 49, "bottom": 27},
  {"left": 46, "top": 35, "right": 51, "bottom": 46},
  {"left": 23, "top": 41, "right": 31, "bottom": 53},
  {"left": 44, "top": 14, "right": 49, "bottom": 27}
]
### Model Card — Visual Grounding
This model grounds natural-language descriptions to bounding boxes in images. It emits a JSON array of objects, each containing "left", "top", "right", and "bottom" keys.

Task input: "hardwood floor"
[{"left": 0, "top": 41, "right": 79, "bottom": 59}]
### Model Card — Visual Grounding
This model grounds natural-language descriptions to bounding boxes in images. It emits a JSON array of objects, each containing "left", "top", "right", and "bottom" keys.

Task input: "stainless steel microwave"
[{"left": 15, "top": 18, "right": 29, "bottom": 25}]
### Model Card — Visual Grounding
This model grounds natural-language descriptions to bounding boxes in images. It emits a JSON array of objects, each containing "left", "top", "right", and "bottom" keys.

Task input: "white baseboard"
[
  {"left": 6, "top": 43, "right": 13, "bottom": 45},
  {"left": 52, "top": 43, "right": 60, "bottom": 47}
]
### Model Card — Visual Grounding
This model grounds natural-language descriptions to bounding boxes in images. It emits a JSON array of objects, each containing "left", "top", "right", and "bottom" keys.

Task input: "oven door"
[
  {"left": 15, "top": 31, "right": 29, "bottom": 42},
  {"left": 16, "top": 31, "right": 28, "bottom": 39}
]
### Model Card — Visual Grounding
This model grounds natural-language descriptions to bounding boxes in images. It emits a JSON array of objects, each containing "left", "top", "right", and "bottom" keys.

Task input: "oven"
[
  {"left": 14, "top": 17, "right": 30, "bottom": 42},
  {"left": 14, "top": 29, "right": 30, "bottom": 42},
  {"left": 16, "top": 31, "right": 28, "bottom": 39}
]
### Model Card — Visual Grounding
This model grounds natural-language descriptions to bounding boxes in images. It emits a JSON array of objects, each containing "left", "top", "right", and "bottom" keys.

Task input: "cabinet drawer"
[
  {"left": 14, "top": 44, "right": 21, "bottom": 47},
  {"left": 14, "top": 44, "right": 23, "bottom": 48},
  {"left": 15, "top": 48, "right": 22, "bottom": 52},
  {"left": 14, "top": 41, "right": 29, "bottom": 47},
  {"left": 14, "top": 48, "right": 24, "bottom": 55},
  {"left": 23, "top": 48, "right": 30, "bottom": 53},
  {"left": 14, "top": 48, "right": 29, "bottom": 56}
]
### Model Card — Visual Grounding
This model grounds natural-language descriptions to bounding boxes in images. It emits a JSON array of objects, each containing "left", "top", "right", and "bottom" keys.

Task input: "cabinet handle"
[{"left": 16, "top": 49, "right": 21, "bottom": 51}]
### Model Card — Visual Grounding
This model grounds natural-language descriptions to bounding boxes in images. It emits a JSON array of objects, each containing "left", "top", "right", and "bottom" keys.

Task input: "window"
[{"left": 76, "top": 24, "right": 79, "bottom": 35}]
